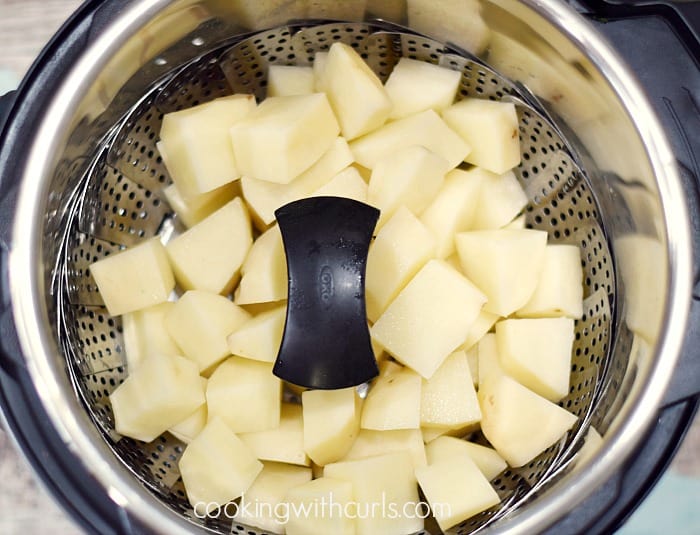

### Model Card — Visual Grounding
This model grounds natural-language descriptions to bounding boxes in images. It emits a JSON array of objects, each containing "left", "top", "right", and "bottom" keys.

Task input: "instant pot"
[{"left": 0, "top": 0, "right": 698, "bottom": 534}]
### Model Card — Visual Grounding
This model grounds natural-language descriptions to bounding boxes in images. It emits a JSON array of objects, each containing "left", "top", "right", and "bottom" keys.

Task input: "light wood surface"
[{"left": 0, "top": 0, "right": 83, "bottom": 78}]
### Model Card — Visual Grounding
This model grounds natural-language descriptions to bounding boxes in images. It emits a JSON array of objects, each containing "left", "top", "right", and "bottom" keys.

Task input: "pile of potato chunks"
[{"left": 90, "top": 42, "right": 584, "bottom": 534}]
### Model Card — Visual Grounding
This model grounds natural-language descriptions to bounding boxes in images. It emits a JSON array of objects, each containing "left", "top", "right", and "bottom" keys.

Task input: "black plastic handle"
[{"left": 274, "top": 196, "right": 380, "bottom": 390}]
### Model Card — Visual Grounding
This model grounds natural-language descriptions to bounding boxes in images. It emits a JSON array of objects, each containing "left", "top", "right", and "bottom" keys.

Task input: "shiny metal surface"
[{"left": 6, "top": 0, "right": 693, "bottom": 533}]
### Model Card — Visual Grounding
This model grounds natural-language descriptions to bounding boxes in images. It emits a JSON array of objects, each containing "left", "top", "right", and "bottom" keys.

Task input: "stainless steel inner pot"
[{"left": 5, "top": 0, "right": 693, "bottom": 534}]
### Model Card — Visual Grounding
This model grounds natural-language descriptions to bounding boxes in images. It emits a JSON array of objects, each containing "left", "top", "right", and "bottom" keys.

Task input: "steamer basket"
[{"left": 0, "top": 1, "right": 697, "bottom": 534}]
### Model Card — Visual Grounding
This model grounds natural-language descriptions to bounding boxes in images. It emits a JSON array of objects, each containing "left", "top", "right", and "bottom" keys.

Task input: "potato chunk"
[
  {"left": 325, "top": 451, "right": 423, "bottom": 535},
  {"left": 226, "top": 304, "right": 286, "bottom": 363},
  {"left": 456, "top": 229, "right": 547, "bottom": 316},
  {"left": 420, "top": 350, "right": 481, "bottom": 429},
  {"left": 230, "top": 93, "right": 340, "bottom": 184},
  {"left": 343, "top": 429, "right": 427, "bottom": 469},
  {"left": 425, "top": 436, "right": 506, "bottom": 481},
  {"left": 302, "top": 388, "right": 360, "bottom": 466},
  {"left": 234, "top": 462, "right": 312, "bottom": 534},
  {"left": 420, "top": 168, "right": 483, "bottom": 258},
  {"left": 324, "top": 42, "right": 392, "bottom": 139},
  {"left": 496, "top": 317, "right": 575, "bottom": 402},
  {"left": 478, "top": 374, "right": 578, "bottom": 467},
  {"left": 168, "top": 377, "right": 208, "bottom": 443},
  {"left": 179, "top": 417, "right": 263, "bottom": 513},
  {"left": 267, "top": 65, "right": 315, "bottom": 97},
  {"left": 239, "top": 403, "right": 309, "bottom": 466},
  {"left": 166, "top": 198, "right": 252, "bottom": 295},
  {"left": 110, "top": 353, "right": 205, "bottom": 442},
  {"left": 165, "top": 290, "right": 250, "bottom": 372},
  {"left": 284, "top": 477, "right": 355, "bottom": 535},
  {"left": 517, "top": 244, "right": 584, "bottom": 319},
  {"left": 365, "top": 206, "right": 435, "bottom": 322},
  {"left": 121, "top": 302, "right": 180, "bottom": 371},
  {"left": 416, "top": 454, "right": 499, "bottom": 531},
  {"left": 385, "top": 57, "right": 461, "bottom": 119},
  {"left": 163, "top": 180, "right": 240, "bottom": 229},
  {"left": 241, "top": 136, "right": 354, "bottom": 227},
  {"left": 350, "top": 109, "right": 470, "bottom": 169},
  {"left": 207, "top": 357, "right": 281, "bottom": 433},
  {"left": 471, "top": 169, "right": 528, "bottom": 230},
  {"left": 361, "top": 367, "right": 422, "bottom": 430},
  {"left": 90, "top": 237, "right": 174, "bottom": 316},
  {"left": 311, "top": 166, "right": 368, "bottom": 202},
  {"left": 235, "top": 225, "right": 287, "bottom": 305},
  {"left": 158, "top": 94, "right": 256, "bottom": 198},
  {"left": 371, "top": 260, "right": 486, "bottom": 379},
  {"left": 442, "top": 98, "right": 520, "bottom": 174},
  {"left": 368, "top": 145, "right": 449, "bottom": 228}
]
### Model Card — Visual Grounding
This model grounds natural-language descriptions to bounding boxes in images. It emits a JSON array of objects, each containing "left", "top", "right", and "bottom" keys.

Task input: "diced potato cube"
[
  {"left": 462, "top": 309, "right": 500, "bottom": 351},
  {"left": 226, "top": 304, "right": 286, "bottom": 362},
  {"left": 361, "top": 367, "right": 422, "bottom": 430},
  {"left": 421, "top": 350, "right": 481, "bottom": 429},
  {"left": 378, "top": 358, "right": 404, "bottom": 378},
  {"left": 365, "top": 207, "right": 435, "bottom": 322},
  {"left": 517, "top": 244, "right": 584, "bottom": 319},
  {"left": 465, "top": 346, "right": 479, "bottom": 386},
  {"left": 325, "top": 451, "right": 423, "bottom": 535},
  {"left": 165, "top": 290, "right": 250, "bottom": 372},
  {"left": 163, "top": 180, "right": 240, "bottom": 229},
  {"left": 166, "top": 198, "right": 252, "bottom": 295},
  {"left": 168, "top": 377, "right": 208, "bottom": 444},
  {"left": 415, "top": 455, "right": 500, "bottom": 531},
  {"left": 575, "top": 426, "right": 603, "bottom": 467},
  {"left": 407, "top": 0, "right": 490, "bottom": 55},
  {"left": 313, "top": 52, "right": 329, "bottom": 92},
  {"left": 420, "top": 424, "right": 473, "bottom": 444},
  {"left": 420, "top": 168, "right": 483, "bottom": 258},
  {"left": 285, "top": 477, "right": 355, "bottom": 535},
  {"left": 616, "top": 235, "right": 666, "bottom": 342},
  {"left": 369, "top": 145, "right": 449, "bottom": 228},
  {"left": 478, "top": 374, "right": 578, "bottom": 467},
  {"left": 234, "top": 462, "right": 312, "bottom": 534},
  {"left": 442, "top": 98, "right": 520, "bottom": 174},
  {"left": 267, "top": 65, "right": 315, "bottom": 97},
  {"left": 179, "top": 417, "right": 263, "bottom": 512},
  {"left": 230, "top": 93, "right": 340, "bottom": 184},
  {"left": 456, "top": 229, "right": 547, "bottom": 316},
  {"left": 235, "top": 225, "right": 288, "bottom": 305},
  {"left": 302, "top": 388, "right": 360, "bottom": 466},
  {"left": 425, "top": 436, "right": 507, "bottom": 481},
  {"left": 496, "top": 317, "right": 575, "bottom": 402},
  {"left": 158, "top": 94, "right": 256, "bottom": 198},
  {"left": 503, "top": 214, "right": 526, "bottom": 229},
  {"left": 350, "top": 109, "right": 470, "bottom": 169},
  {"left": 239, "top": 404, "right": 309, "bottom": 466},
  {"left": 477, "top": 333, "right": 504, "bottom": 388},
  {"left": 241, "top": 136, "right": 354, "bottom": 227},
  {"left": 110, "top": 353, "right": 205, "bottom": 442},
  {"left": 343, "top": 429, "right": 427, "bottom": 469},
  {"left": 385, "top": 57, "right": 461, "bottom": 119},
  {"left": 207, "top": 357, "right": 281, "bottom": 433},
  {"left": 122, "top": 302, "right": 180, "bottom": 370},
  {"left": 371, "top": 260, "right": 487, "bottom": 379},
  {"left": 471, "top": 169, "right": 528, "bottom": 230},
  {"left": 311, "top": 166, "right": 368, "bottom": 202},
  {"left": 324, "top": 42, "right": 392, "bottom": 139},
  {"left": 90, "top": 237, "right": 174, "bottom": 316}
]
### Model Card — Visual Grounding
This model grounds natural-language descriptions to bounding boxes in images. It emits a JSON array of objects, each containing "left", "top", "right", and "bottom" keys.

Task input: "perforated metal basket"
[{"left": 2, "top": 1, "right": 693, "bottom": 534}]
